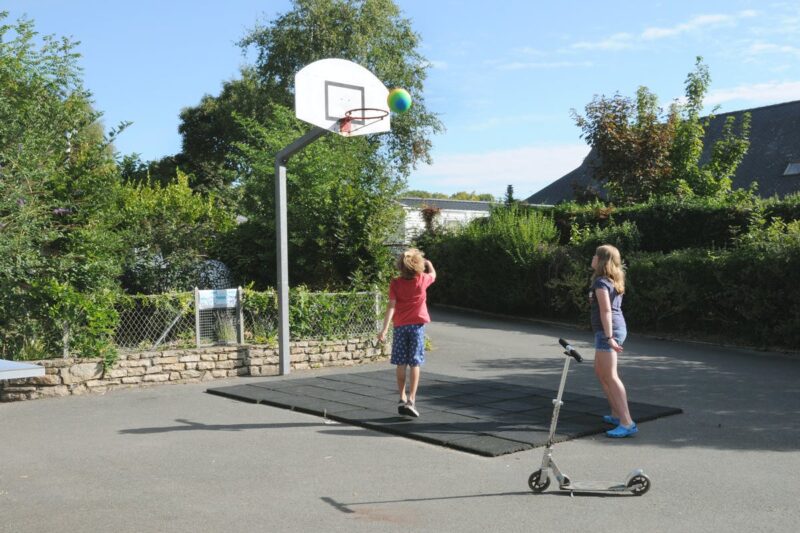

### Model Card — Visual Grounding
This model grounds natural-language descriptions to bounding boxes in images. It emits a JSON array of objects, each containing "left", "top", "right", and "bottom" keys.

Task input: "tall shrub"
[{"left": 0, "top": 15, "right": 123, "bottom": 361}]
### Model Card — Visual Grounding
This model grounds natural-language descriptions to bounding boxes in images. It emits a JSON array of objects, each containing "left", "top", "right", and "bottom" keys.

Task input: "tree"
[
  {"left": 572, "top": 86, "right": 676, "bottom": 203},
  {"left": 114, "top": 171, "right": 235, "bottom": 294},
  {"left": 572, "top": 57, "right": 750, "bottom": 204},
  {"left": 184, "top": 0, "right": 443, "bottom": 288},
  {"left": 504, "top": 185, "right": 516, "bottom": 206},
  {"left": 669, "top": 57, "right": 751, "bottom": 197},
  {"left": 0, "top": 14, "right": 123, "bottom": 360},
  {"left": 174, "top": 0, "right": 443, "bottom": 197},
  {"left": 226, "top": 106, "right": 404, "bottom": 288}
]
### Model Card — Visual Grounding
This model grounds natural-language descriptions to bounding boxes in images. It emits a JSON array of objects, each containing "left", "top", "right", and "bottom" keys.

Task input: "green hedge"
[
  {"left": 420, "top": 209, "right": 800, "bottom": 350},
  {"left": 542, "top": 194, "right": 800, "bottom": 253}
]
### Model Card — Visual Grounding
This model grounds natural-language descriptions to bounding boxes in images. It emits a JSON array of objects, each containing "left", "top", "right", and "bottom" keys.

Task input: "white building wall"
[{"left": 399, "top": 206, "right": 490, "bottom": 244}]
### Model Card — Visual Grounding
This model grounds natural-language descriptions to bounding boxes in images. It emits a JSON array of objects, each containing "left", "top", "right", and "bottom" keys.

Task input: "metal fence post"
[
  {"left": 194, "top": 287, "right": 201, "bottom": 348},
  {"left": 374, "top": 290, "right": 382, "bottom": 333},
  {"left": 237, "top": 286, "right": 244, "bottom": 344}
]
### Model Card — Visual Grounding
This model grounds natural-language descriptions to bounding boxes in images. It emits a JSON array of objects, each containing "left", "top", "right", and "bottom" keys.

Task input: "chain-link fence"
[
  {"left": 114, "top": 294, "right": 195, "bottom": 352},
  {"left": 114, "top": 289, "right": 384, "bottom": 352}
]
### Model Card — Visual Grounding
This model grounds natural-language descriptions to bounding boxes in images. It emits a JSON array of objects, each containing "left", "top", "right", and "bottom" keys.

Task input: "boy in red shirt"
[{"left": 378, "top": 248, "right": 436, "bottom": 417}]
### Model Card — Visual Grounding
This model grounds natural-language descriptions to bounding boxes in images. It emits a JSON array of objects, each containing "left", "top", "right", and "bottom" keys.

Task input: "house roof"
[
  {"left": 397, "top": 197, "right": 496, "bottom": 212},
  {"left": 525, "top": 99, "right": 800, "bottom": 204}
]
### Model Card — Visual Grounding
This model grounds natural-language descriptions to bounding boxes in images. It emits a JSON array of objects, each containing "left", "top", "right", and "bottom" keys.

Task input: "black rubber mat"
[{"left": 207, "top": 370, "right": 682, "bottom": 457}]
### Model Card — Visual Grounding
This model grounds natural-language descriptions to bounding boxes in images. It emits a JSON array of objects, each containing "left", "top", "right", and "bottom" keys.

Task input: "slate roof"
[
  {"left": 525, "top": 99, "right": 800, "bottom": 204},
  {"left": 398, "top": 197, "right": 496, "bottom": 212}
]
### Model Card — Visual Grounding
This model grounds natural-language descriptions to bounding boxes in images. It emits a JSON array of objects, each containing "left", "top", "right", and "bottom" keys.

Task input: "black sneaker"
[
  {"left": 405, "top": 402, "right": 419, "bottom": 417},
  {"left": 398, "top": 400, "right": 410, "bottom": 416}
]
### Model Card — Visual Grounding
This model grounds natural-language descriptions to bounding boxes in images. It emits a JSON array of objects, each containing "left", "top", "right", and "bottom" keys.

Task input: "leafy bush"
[
  {"left": 243, "top": 287, "right": 382, "bottom": 342},
  {"left": 569, "top": 220, "right": 642, "bottom": 256},
  {"left": 0, "top": 15, "right": 123, "bottom": 362}
]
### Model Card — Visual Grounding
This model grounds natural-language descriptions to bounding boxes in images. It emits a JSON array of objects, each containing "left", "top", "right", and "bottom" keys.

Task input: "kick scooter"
[{"left": 527, "top": 338, "right": 651, "bottom": 496}]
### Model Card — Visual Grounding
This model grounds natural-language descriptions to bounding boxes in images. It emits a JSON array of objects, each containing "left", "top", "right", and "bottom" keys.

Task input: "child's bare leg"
[
  {"left": 408, "top": 366, "right": 420, "bottom": 404},
  {"left": 395, "top": 365, "right": 407, "bottom": 402},
  {"left": 595, "top": 351, "right": 632, "bottom": 425}
]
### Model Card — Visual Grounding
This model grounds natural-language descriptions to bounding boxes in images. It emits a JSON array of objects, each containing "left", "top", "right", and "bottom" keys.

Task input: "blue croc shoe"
[
  {"left": 602, "top": 415, "right": 620, "bottom": 425},
  {"left": 606, "top": 423, "right": 638, "bottom": 438}
]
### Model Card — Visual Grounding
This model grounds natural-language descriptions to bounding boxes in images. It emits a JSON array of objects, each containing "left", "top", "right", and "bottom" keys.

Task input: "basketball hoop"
[{"left": 338, "top": 107, "right": 389, "bottom": 135}]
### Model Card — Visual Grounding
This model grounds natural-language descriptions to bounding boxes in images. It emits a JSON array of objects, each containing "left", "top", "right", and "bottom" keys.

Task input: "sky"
[{"left": 6, "top": 0, "right": 800, "bottom": 200}]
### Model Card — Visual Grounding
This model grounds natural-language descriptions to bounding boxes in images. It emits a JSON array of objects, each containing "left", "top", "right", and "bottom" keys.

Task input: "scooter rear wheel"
[
  {"left": 528, "top": 470, "right": 550, "bottom": 493},
  {"left": 627, "top": 473, "right": 651, "bottom": 496}
]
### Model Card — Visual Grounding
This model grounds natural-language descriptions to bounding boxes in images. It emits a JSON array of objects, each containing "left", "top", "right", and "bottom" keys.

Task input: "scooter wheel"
[
  {"left": 627, "top": 473, "right": 651, "bottom": 496},
  {"left": 528, "top": 470, "right": 550, "bottom": 493}
]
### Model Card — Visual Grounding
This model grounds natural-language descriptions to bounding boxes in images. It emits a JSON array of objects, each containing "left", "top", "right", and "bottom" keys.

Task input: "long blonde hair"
[
  {"left": 396, "top": 248, "right": 426, "bottom": 279},
  {"left": 592, "top": 244, "right": 625, "bottom": 294}
]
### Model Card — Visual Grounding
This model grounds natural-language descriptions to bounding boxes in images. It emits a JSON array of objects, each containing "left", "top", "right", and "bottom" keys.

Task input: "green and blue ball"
[{"left": 387, "top": 88, "right": 412, "bottom": 113}]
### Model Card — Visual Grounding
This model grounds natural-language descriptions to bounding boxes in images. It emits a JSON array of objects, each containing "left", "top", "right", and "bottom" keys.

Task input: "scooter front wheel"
[
  {"left": 528, "top": 470, "right": 550, "bottom": 493},
  {"left": 627, "top": 473, "right": 651, "bottom": 496}
]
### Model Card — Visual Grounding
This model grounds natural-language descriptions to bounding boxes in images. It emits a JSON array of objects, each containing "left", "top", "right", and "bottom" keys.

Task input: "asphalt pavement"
[{"left": 2, "top": 307, "right": 798, "bottom": 532}]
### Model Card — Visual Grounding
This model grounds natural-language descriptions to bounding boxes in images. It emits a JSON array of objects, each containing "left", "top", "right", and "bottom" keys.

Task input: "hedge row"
[
  {"left": 420, "top": 218, "right": 800, "bottom": 349},
  {"left": 539, "top": 193, "right": 800, "bottom": 253}
]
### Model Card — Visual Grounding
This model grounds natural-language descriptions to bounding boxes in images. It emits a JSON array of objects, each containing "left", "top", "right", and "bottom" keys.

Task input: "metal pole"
[
  {"left": 274, "top": 127, "right": 327, "bottom": 375},
  {"left": 236, "top": 286, "right": 244, "bottom": 345},
  {"left": 194, "top": 287, "right": 201, "bottom": 348}
]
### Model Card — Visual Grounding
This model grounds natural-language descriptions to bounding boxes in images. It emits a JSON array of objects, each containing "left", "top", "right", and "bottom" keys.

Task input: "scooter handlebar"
[{"left": 558, "top": 338, "right": 583, "bottom": 362}]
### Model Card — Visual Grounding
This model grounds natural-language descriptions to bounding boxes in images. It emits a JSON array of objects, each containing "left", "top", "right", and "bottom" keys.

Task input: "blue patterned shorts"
[{"left": 391, "top": 324, "right": 426, "bottom": 366}]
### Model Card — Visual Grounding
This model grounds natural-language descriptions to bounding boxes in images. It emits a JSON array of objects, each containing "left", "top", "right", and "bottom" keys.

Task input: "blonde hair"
[
  {"left": 592, "top": 244, "right": 625, "bottom": 294},
  {"left": 396, "top": 248, "right": 425, "bottom": 279}
]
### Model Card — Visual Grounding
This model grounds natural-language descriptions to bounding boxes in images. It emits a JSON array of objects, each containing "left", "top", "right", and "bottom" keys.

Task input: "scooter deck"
[{"left": 560, "top": 481, "right": 628, "bottom": 492}]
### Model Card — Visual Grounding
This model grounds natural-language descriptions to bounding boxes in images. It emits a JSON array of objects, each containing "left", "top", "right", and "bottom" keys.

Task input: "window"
[{"left": 784, "top": 162, "right": 800, "bottom": 176}]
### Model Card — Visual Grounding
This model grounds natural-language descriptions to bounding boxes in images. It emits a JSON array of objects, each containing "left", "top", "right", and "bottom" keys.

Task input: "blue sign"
[{"left": 198, "top": 289, "right": 238, "bottom": 310}]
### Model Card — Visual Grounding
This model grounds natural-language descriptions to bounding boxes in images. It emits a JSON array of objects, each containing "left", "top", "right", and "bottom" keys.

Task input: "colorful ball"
[{"left": 387, "top": 88, "right": 412, "bottom": 113}]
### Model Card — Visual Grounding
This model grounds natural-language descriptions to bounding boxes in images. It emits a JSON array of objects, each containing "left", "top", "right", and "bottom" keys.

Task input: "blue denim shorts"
[
  {"left": 594, "top": 328, "right": 627, "bottom": 352},
  {"left": 391, "top": 324, "right": 426, "bottom": 366}
]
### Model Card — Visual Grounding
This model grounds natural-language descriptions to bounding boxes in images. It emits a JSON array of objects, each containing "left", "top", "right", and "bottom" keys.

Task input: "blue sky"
[{"left": 6, "top": 1, "right": 800, "bottom": 200}]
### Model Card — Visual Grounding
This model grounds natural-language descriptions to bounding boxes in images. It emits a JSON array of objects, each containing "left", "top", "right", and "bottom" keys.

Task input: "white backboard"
[{"left": 295, "top": 58, "right": 390, "bottom": 136}]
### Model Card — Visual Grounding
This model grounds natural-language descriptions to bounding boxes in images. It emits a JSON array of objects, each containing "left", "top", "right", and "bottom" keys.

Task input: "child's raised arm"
[{"left": 424, "top": 259, "right": 436, "bottom": 281}]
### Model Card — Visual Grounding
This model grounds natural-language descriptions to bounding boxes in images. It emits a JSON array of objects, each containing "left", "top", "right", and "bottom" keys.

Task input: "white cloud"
[
  {"left": 573, "top": 10, "right": 758, "bottom": 51},
  {"left": 464, "top": 113, "right": 557, "bottom": 132},
  {"left": 746, "top": 42, "right": 800, "bottom": 58},
  {"left": 409, "top": 144, "right": 591, "bottom": 198},
  {"left": 642, "top": 14, "right": 734, "bottom": 40},
  {"left": 572, "top": 32, "right": 634, "bottom": 51},
  {"left": 496, "top": 60, "right": 593, "bottom": 71},
  {"left": 706, "top": 80, "right": 800, "bottom": 105}
]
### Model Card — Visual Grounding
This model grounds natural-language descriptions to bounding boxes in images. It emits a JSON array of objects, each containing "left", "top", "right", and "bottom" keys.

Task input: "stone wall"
[{"left": 0, "top": 337, "right": 389, "bottom": 402}]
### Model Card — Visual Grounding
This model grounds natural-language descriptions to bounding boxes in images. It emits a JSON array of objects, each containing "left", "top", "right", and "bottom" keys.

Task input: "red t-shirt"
[{"left": 389, "top": 273, "right": 435, "bottom": 327}]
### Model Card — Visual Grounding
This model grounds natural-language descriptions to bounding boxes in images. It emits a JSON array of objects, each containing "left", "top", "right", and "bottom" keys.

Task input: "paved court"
[
  {"left": 208, "top": 369, "right": 681, "bottom": 456},
  {"left": 1, "top": 307, "right": 799, "bottom": 533}
]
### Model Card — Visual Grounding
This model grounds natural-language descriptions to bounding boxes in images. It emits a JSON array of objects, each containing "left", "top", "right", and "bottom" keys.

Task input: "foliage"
[
  {"left": 172, "top": 69, "right": 271, "bottom": 197},
  {"left": 449, "top": 191, "right": 495, "bottom": 201},
  {"left": 226, "top": 105, "right": 403, "bottom": 289},
  {"left": 543, "top": 193, "right": 791, "bottom": 252},
  {"left": 422, "top": 200, "right": 800, "bottom": 349},
  {"left": 418, "top": 205, "right": 560, "bottom": 314},
  {"left": 173, "top": 0, "right": 443, "bottom": 197},
  {"left": 504, "top": 184, "right": 516, "bottom": 206},
  {"left": 669, "top": 57, "right": 751, "bottom": 197},
  {"left": 242, "top": 286, "right": 383, "bottom": 342},
  {"left": 403, "top": 190, "right": 494, "bottom": 201},
  {"left": 113, "top": 171, "right": 235, "bottom": 294},
  {"left": 572, "top": 85, "right": 676, "bottom": 203},
  {"left": 569, "top": 220, "right": 641, "bottom": 256},
  {"left": 572, "top": 57, "right": 750, "bottom": 204},
  {"left": 238, "top": 0, "right": 443, "bottom": 176},
  {"left": 420, "top": 205, "right": 441, "bottom": 234},
  {"left": 0, "top": 14, "right": 123, "bottom": 360},
  {"left": 404, "top": 190, "right": 449, "bottom": 199}
]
